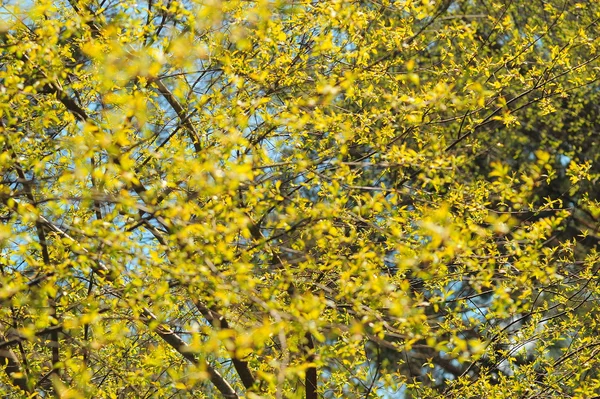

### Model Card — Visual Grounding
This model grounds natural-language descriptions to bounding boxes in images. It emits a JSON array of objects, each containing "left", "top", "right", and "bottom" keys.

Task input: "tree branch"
[
  {"left": 304, "top": 332, "right": 317, "bottom": 399},
  {"left": 194, "top": 300, "right": 257, "bottom": 390},
  {"left": 0, "top": 348, "right": 31, "bottom": 393},
  {"left": 141, "top": 309, "right": 239, "bottom": 399}
]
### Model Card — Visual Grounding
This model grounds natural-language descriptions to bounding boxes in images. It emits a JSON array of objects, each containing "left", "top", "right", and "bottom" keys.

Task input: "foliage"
[{"left": 1, "top": 0, "right": 600, "bottom": 398}]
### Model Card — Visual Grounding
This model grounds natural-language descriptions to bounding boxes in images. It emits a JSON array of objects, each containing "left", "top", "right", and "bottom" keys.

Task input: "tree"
[{"left": 1, "top": 0, "right": 600, "bottom": 397}]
